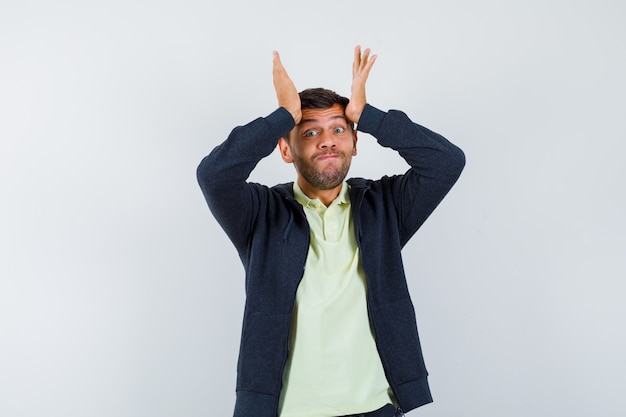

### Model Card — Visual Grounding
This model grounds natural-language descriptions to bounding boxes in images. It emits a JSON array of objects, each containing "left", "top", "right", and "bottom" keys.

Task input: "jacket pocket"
[
  {"left": 371, "top": 297, "right": 428, "bottom": 383},
  {"left": 236, "top": 311, "right": 292, "bottom": 394}
]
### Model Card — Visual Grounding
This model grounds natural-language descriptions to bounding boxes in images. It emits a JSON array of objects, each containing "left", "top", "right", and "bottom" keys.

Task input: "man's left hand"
[{"left": 346, "top": 45, "right": 377, "bottom": 124}]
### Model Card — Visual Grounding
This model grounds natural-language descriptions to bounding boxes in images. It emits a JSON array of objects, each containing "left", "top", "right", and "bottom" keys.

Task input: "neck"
[{"left": 297, "top": 180, "right": 343, "bottom": 207}]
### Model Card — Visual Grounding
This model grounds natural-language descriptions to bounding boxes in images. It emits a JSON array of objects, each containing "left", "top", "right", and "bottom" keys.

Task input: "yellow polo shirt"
[{"left": 278, "top": 182, "right": 394, "bottom": 417}]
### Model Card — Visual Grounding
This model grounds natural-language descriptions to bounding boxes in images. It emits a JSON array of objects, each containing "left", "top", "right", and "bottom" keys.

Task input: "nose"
[{"left": 318, "top": 130, "right": 336, "bottom": 149}]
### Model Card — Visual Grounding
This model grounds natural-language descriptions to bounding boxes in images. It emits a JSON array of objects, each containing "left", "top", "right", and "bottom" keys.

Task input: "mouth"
[{"left": 315, "top": 152, "right": 342, "bottom": 161}]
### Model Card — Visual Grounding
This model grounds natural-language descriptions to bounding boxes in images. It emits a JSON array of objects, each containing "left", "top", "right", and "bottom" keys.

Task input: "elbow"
[
  {"left": 196, "top": 152, "right": 223, "bottom": 195},
  {"left": 196, "top": 155, "right": 212, "bottom": 188},
  {"left": 440, "top": 144, "right": 466, "bottom": 186},
  {"left": 453, "top": 145, "right": 466, "bottom": 176}
]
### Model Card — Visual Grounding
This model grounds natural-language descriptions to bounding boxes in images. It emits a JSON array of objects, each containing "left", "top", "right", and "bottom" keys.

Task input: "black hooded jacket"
[{"left": 197, "top": 104, "right": 465, "bottom": 417}]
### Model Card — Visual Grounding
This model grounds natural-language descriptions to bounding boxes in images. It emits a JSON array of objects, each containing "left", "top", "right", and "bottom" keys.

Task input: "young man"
[{"left": 197, "top": 46, "right": 465, "bottom": 417}]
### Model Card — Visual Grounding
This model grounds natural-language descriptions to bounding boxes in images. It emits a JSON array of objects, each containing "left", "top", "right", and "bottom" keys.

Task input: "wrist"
[
  {"left": 290, "top": 108, "right": 302, "bottom": 125},
  {"left": 346, "top": 105, "right": 364, "bottom": 125}
]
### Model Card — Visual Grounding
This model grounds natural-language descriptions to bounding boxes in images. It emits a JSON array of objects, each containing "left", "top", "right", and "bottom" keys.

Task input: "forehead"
[{"left": 299, "top": 104, "right": 347, "bottom": 125}]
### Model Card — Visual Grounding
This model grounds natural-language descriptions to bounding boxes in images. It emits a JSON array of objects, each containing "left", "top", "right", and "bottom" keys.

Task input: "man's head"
[{"left": 278, "top": 88, "right": 358, "bottom": 197}]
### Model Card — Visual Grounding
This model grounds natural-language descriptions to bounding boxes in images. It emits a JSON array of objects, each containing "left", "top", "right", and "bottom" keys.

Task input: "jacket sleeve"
[
  {"left": 196, "top": 107, "right": 295, "bottom": 253},
  {"left": 356, "top": 104, "right": 466, "bottom": 245}
]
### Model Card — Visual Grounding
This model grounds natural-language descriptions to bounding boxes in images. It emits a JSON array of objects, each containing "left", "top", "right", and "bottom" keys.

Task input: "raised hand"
[
  {"left": 272, "top": 51, "right": 302, "bottom": 124},
  {"left": 345, "top": 45, "right": 377, "bottom": 124}
]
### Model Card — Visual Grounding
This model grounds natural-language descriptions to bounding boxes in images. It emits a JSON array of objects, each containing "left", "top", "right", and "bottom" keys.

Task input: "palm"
[
  {"left": 272, "top": 51, "right": 301, "bottom": 124},
  {"left": 346, "top": 46, "right": 377, "bottom": 124}
]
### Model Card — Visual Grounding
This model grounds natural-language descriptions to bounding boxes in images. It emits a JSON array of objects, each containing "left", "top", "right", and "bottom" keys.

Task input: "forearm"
[
  {"left": 357, "top": 104, "right": 465, "bottom": 186},
  {"left": 197, "top": 107, "right": 294, "bottom": 195}
]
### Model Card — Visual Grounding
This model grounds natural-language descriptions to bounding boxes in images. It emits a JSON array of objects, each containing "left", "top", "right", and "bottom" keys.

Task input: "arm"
[
  {"left": 347, "top": 46, "right": 464, "bottom": 243},
  {"left": 196, "top": 52, "right": 299, "bottom": 252},
  {"left": 357, "top": 104, "right": 465, "bottom": 245},
  {"left": 197, "top": 108, "right": 294, "bottom": 252}
]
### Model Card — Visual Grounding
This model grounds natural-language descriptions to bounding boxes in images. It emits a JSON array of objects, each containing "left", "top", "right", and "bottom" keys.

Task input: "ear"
[
  {"left": 278, "top": 137, "right": 294, "bottom": 163},
  {"left": 352, "top": 131, "right": 358, "bottom": 156}
]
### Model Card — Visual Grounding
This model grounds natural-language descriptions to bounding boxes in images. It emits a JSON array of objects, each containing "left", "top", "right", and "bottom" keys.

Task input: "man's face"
[{"left": 278, "top": 104, "right": 357, "bottom": 192}]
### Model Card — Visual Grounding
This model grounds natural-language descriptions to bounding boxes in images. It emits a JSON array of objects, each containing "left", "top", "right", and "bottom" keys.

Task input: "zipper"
[{"left": 275, "top": 196, "right": 310, "bottom": 412}]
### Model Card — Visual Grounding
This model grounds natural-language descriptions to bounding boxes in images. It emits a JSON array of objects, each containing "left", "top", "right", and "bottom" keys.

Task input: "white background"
[{"left": 2, "top": 0, "right": 625, "bottom": 416}]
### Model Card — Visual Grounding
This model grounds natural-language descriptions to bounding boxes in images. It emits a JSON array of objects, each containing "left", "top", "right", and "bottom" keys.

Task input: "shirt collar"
[{"left": 293, "top": 181, "right": 350, "bottom": 209}]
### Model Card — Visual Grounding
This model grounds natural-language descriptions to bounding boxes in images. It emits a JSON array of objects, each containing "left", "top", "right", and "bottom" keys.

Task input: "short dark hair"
[{"left": 299, "top": 88, "right": 350, "bottom": 110}]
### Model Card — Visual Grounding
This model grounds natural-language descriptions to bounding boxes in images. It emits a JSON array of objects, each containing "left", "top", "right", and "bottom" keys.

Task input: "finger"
[
  {"left": 273, "top": 52, "right": 290, "bottom": 82},
  {"left": 364, "top": 53, "right": 377, "bottom": 71},
  {"left": 353, "top": 45, "right": 361, "bottom": 75},
  {"left": 358, "top": 55, "right": 377, "bottom": 82},
  {"left": 361, "top": 48, "right": 371, "bottom": 70},
  {"left": 273, "top": 51, "right": 281, "bottom": 70}
]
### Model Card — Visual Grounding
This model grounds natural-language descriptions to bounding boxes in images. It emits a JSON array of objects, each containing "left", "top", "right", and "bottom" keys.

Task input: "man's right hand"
[{"left": 273, "top": 51, "right": 301, "bottom": 125}]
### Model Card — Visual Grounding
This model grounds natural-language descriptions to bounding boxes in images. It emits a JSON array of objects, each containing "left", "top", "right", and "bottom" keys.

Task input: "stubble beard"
[{"left": 295, "top": 151, "right": 351, "bottom": 190}]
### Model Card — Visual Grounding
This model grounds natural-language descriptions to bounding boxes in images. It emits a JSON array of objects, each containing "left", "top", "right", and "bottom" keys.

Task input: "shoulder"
[{"left": 270, "top": 182, "right": 295, "bottom": 198}]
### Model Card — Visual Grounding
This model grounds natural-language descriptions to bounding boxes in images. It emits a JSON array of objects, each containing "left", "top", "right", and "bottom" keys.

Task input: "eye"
[
  {"left": 333, "top": 127, "right": 345, "bottom": 134},
  {"left": 303, "top": 130, "right": 318, "bottom": 137}
]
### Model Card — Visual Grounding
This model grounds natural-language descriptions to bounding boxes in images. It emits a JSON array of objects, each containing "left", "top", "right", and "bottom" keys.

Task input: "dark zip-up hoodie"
[{"left": 197, "top": 104, "right": 465, "bottom": 417}]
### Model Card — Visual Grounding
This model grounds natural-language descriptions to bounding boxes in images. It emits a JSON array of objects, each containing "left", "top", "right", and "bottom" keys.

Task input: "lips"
[{"left": 314, "top": 152, "right": 342, "bottom": 161}]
